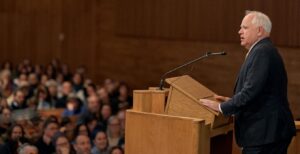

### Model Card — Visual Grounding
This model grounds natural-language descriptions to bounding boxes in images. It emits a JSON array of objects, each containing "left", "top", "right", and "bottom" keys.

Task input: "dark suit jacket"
[{"left": 220, "top": 38, "right": 296, "bottom": 147}]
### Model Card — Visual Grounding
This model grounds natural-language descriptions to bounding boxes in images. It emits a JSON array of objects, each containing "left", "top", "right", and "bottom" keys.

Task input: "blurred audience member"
[
  {"left": 73, "top": 123, "right": 90, "bottom": 141},
  {"left": 46, "top": 80, "right": 59, "bottom": 107},
  {"left": 106, "top": 116, "right": 121, "bottom": 148},
  {"left": 36, "top": 86, "right": 51, "bottom": 110},
  {"left": 52, "top": 132, "right": 75, "bottom": 154},
  {"left": 73, "top": 135, "right": 91, "bottom": 154},
  {"left": 59, "top": 117, "right": 75, "bottom": 141},
  {"left": 109, "top": 146, "right": 123, "bottom": 154},
  {"left": 56, "top": 81, "right": 74, "bottom": 108},
  {"left": 35, "top": 118, "right": 58, "bottom": 154},
  {"left": 10, "top": 89, "right": 27, "bottom": 110},
  {"left": 92, "top": 131, "right": 109, "bottom": 154},
  {"left": 62, "top": 97, "right": 83, "bottom": 117},
  {"left": 79, "top": 95, "right": 101, "bottom": 124},
  {"left": 0, "top": 108, "right": 12, "bottom": 137},
  {"left": 0, "top": 124, "right": 28, "bottom": 154},
  {"left": 18, "top": 143, "right": 39, "bottom": 154}
]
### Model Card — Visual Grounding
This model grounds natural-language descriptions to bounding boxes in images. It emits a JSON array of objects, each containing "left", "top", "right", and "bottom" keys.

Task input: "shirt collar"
[{"left": 245, "top": 38, "right": 263, "bottom": 59}]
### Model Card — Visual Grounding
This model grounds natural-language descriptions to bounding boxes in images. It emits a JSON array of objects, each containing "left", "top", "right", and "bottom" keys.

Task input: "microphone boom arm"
[{"left": 159, "top": 51, "right": 226, "bottom": 90}]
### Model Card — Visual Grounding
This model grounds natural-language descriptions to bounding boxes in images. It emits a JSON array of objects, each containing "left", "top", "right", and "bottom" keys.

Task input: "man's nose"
[{"left": 238, "top": 29, "right": 242, "bottom": 34}]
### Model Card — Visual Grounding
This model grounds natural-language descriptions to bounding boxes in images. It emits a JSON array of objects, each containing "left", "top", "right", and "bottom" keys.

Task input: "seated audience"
[{"left": 0, "top": 59, "right": 133, "bottom": 153}]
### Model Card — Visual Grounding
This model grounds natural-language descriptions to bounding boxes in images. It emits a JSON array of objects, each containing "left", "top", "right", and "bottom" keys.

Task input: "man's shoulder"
[
  {"left": 251, "top": 38, "right": 277, "bottom": 58},
  {"left": 254, "top": 38, "right": 275, "bottom": 50},
  {"left": 35, "top": 137, "right": 46, "bottom": 147}
]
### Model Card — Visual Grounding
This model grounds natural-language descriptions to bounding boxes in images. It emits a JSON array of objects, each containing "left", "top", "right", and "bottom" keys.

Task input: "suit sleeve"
[{"left": 220, "top": 46, "right": 272, "bottom": 116}]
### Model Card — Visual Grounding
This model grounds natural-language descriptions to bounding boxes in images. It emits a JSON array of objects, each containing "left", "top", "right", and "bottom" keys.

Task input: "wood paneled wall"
[
  {"left": 117, "top": 0, "right": 242, "bottom": 42},
  {"left": 0, "top": 0, "right": 300, "bottom": 118},
  {"left": 0, "top": 0, "right": 97, "bottom": 76},
  {"left": 117, "top": 0, "right": 300, "bottom": 46},
  {"left": 0, "top": 0, "right": 62, "bottom": 62}
]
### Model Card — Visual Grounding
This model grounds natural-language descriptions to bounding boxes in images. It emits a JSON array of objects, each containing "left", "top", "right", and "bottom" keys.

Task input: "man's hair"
[
  {"left": 13, "top": 88, "right": 24, "bottom": 96},
  {"left": 108, "top": 116, "right": 119, "bottom": 125},
  {"left": 51, "top": 131, "right": 67, "bottom": 146},
  {"left": 246, "top": 10, "right": 272, "bottom": 34},
  {"left": 43, "top": 117, "right": 59, "bottom": 130},
  {"left": 18, "top": 143, "right": 38, "bottom": 154},
  {"left": 7, "top": 124, "right": 25, "bottom": 140},
  {"left": 74, "top": 134, "right": 89, "bottom": 144}
]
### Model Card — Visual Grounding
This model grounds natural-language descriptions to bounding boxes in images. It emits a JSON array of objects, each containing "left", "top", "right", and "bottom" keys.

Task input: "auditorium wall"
[{"left": 0, "top": 0, "right": 299, "bottom": 118}]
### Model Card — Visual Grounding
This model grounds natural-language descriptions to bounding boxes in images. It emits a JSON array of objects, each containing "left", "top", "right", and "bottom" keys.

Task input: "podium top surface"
[
  {"left": 166, "top": 75, "right": 215, "bottom": 99},
  {"left": 166, "top": 75, "right": 219, "bottom": 115}
]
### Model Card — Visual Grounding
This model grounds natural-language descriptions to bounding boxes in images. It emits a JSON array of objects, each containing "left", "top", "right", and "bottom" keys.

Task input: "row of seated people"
[
  {"left": 0, "top": 59, "right": 132, "bottom": 154},
  {"left": 0, "top": 116, "right": 124, "bottom": 154}
]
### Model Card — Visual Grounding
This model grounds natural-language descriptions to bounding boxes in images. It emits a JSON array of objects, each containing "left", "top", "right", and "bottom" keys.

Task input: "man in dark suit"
[{"left": 200, "top": 11, "right": 296, "bottom": 154}]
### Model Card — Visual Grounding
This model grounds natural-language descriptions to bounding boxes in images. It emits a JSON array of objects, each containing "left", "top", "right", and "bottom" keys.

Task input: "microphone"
[
  {"left": 207, "top": 51, "right": 227, "bottom": 56},
  {"left": 158, "top": 51, "right": 226, "bottom": 90}
]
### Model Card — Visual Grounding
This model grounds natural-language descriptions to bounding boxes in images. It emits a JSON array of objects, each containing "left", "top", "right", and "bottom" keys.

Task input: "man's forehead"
[
  {"left": 76, "top": 135, "right": 89, "bottom": 142},
  {"left": 241, "top": 14, "right": 254, "bottom": 26},
  {"left": 244, "top": 14, "right": 255, "bottom": 22}
]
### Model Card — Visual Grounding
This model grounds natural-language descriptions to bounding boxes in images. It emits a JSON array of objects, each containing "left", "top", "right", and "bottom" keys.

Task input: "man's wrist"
[{"left": 219, "top": 104, "right": 223, "bottom": 113}]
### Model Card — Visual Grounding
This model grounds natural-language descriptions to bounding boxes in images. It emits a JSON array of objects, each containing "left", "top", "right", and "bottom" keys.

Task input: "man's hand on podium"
[
  {"left": 214, "top": 94, "right": 231, "bottom": 102},
  {"left": 200, "top": 95, "right": 230, "bottom": 112},
  {"left": 200, "top": 99, "right": 220, "bottom": 112}
]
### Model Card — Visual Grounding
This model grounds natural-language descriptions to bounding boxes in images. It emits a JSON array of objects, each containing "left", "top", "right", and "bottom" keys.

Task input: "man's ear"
[{"left": 257, "top": 26, "right": 264, "bottom": 37}]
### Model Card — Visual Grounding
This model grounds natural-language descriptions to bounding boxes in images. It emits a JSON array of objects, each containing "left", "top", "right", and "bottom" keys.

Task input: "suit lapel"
[{"left": 233, "top": 38, "right": 271, "bottom": 94}]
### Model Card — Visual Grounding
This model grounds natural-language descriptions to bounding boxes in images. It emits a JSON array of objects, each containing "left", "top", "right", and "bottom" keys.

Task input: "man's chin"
[
  {"left": 240, "top": 42, "right": 245, "bottom": 47},
  {"left": 240, "top": 42, "right": 248, "bottom": 48}
]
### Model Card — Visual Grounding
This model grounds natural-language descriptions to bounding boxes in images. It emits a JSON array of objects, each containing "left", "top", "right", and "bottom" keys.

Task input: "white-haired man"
[
  {"left": 201, "top": 11, "right": 296, "bottom": 154},
  {"left": 18, "top": 144, "right": 39, "bottom": 154}
]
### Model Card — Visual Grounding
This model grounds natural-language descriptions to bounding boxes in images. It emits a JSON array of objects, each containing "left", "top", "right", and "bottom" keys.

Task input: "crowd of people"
[{"left": 0, "top": 59, "right": 132, "bottom": 154}]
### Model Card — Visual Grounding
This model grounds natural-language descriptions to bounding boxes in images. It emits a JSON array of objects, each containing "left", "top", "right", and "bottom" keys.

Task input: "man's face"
[
  {"left": 111, "top": 149, "right": 123, "bottom": 154},
  {"left": 23, "top": 146, "right": 38, "bottom": 154},
  {"left": 74, "top": 135, "right": 91, "bottom": 154},
  {"left": 62, "top": 82, "right": 72, "bottom": 95},
  {"left": 238, "top": 14, "right": 260, "bottom": 49},
  {"left": 28, "top": 74, "right": 38, "bottom": 85},
  {"left": 97, "top": 88, "right": 109, "bottom": 100},
  {"left": 94, "top": 132, "right": 108, "bottom": 150},
  {"left": 15, "top": 91, "right": 25, "bottom": 104},
  {"left": 73, "top": 74, "right": 82, "bottom": 85},
  {"left": 55, "top": 137, "right": 70, "bottom": 154},
  {"left": 2, "top": 108, "right": 11, "bottom": 123},
  {"left": 108, "top": 118, "right": 120, "bottom": 135},
  {"left": 44, "top": 123, "right": 58, "bottom": 138},
  {"left": 48, "top": 86, "right": 57, "bottom": 96},
  {"left": 87, "top": 96, "right": 99, "bottom": 113},
  {"left": 101, "top": 105, "right": 111, "bottom": 119},
  {"left": 19, "top": 74, "right": 27, "bottom": 82},
  {"left": 11, "top": 126, "right": 22, "bottom": 141}
]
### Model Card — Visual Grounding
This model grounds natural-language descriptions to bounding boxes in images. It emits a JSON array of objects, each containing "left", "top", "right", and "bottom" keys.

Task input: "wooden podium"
[
  {"left": 125, "top": 75, "right": 233, "bottom": 154},
  {"left": 165, "top": 75, "right": 230, "bottom": 128}
]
